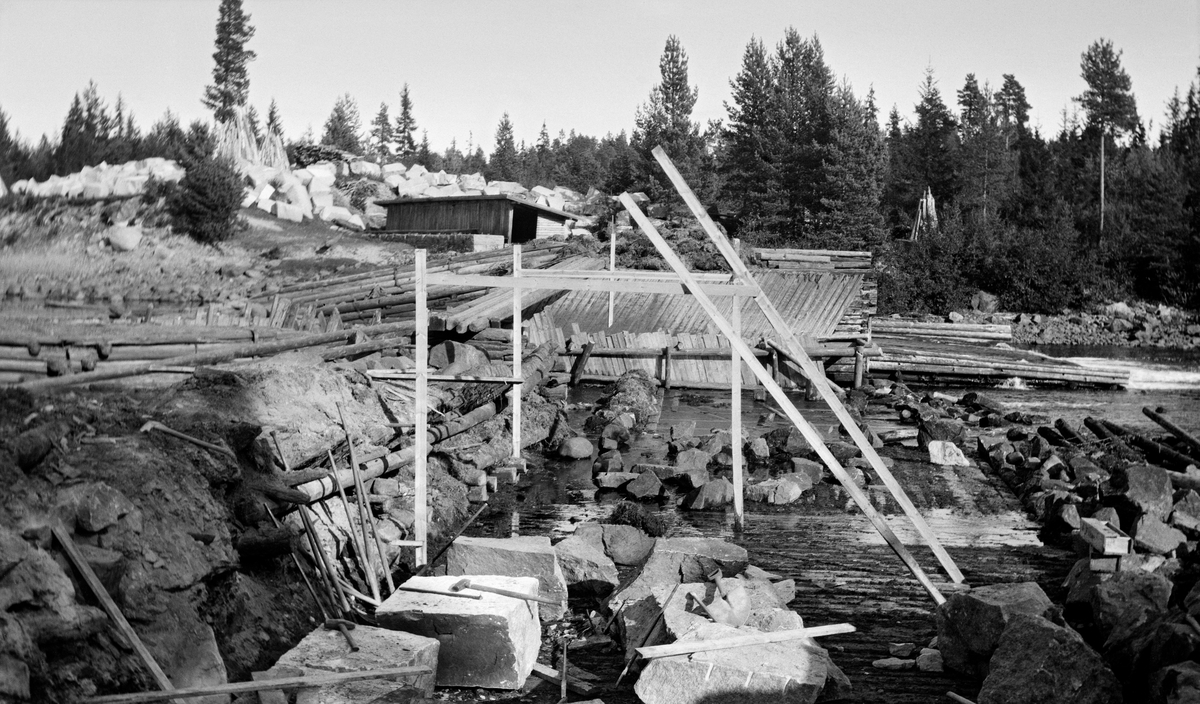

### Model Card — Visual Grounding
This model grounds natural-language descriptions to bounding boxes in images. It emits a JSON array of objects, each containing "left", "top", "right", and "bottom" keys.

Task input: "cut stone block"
[
  {"left": 634, "top": 621, "right": 828, "bottom": 704},
  {"left": 446, "top": 536, "right": 567, "bottom": 621},
  {"left": 272, "top": 623, "right": 439, "bottom": 700},
  {"left": 377, "top": 575, "right": 538, "bottom": 689}
]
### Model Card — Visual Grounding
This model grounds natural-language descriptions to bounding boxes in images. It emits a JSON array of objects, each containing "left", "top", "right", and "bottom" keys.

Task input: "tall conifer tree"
[{"left": 202, "top": 0, "right": 256, "bottom": 123}]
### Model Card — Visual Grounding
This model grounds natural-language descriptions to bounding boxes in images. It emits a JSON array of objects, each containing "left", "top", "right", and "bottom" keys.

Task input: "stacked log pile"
[
  {"left": 871, "top": 318, "right": 1013, "bottom": 344},
  {"left": 871, "top": 338, "right": 1128, "bottom": 388},
  {"left": 753, "top": 248, "right": 876, "bottom": 338}
]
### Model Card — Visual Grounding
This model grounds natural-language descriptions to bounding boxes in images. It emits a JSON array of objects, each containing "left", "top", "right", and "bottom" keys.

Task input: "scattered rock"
[
  {"left": 558, "top": 436, "right": 594, "bottom": 459},
  {"left": 106, "top": 225, "right": 143, "bottom": 252},
  {"left": 977, "top": 615, "right": 1121, "bottom": 704},
  {"left": 626, "top": 471, "right": 664, "bottom": 500},
  {"left": 1133, "top": 515, "right": 1187, "bottom": 555},
  {"left": 928, "top": 440, "right": 971, "bottom": 467},
  {"left": 915, "top": 648, "right": 943, "bottom": 672},
  {"left": 681, "top": 478, "right": 735, "bottom": 510},
  {"left": 554, "top": 533, "right": 619, "bottom": 596},
  {"left": 888, "top": 642, "right": 917, "bottom": 658},
  {"left": 675, "top": 448, "right": 712, "bottom": 471},
  {"left": 601, "top": 524, "right": 655, "bottom": 566},
  {"left": 872, "top": 657, "right": 915, "bottom": 670}
]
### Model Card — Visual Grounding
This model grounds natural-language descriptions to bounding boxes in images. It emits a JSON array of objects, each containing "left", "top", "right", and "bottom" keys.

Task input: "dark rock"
[
  {"left": 596, "top": 472, "right": 638, "bottom": 489},
  {"left": 918, "top": 417, "right": 967, "bottom": 449},
  {"left": 970, "top": 291, "right": 999, "bottom": 314},
  {"left": 1105, "top": 613, "right": 1200, "bottom": 690},
  {"left": 593, "top": 450, "right": 623, "bottom": 473},
  {"left": 625, "top": 471, "right": 664, "bottom": 500},
  {"left": 826, "top": 441, "right": 860, "bottom": 462},
  {"left": 428, "top": 340, "right": 490, "bottom": 371},
  {"left": 937, "top": 581, "right": 1056, "bottom": 676},
  {"left": 600, "top": 423, "right": 630, "bottom": 450},
  {"left": 1109, "top": 464, "right": 1174, "bottom": 522},
  {"left": 961, "top": 391, "right": 1005, "bottom": 414},
  {"left": 978, "top": 615, "right": 1121, "bottom": 704},
  {"left": 66, "top": 482, "right": 135, "bottom": 533},
  {"left": 700, "top": 430, "right": 732, "bottom": 456},
  {"left": 1148, "top": 661, "right": 1200, "bottom": 704},
  {"left": 790, "top": 457, "right": 825, "bottom": 484},
  {"left": 1170, "top": 490, "right": 1200, "bottom": 533},
  {"left": 681, "top": 478, "right": 734, "bottom": 510},
  {"left": 1133, "top": 515, "right": 1187, "bottom": 555},
  {"left": 1090, "top": 571, "right": 1172, "bottom": 645}
]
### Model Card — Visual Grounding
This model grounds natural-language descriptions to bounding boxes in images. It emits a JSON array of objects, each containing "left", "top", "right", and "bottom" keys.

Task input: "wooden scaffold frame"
[{"left": 407, "top": 148, "right": 962, "bottom": 604}]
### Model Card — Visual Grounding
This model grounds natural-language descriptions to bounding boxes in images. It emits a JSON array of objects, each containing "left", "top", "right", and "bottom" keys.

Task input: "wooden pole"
[
  {"left": 511, "top": 243, "right": 523, "bottom": 463},
  {"left": 731, "top": 239, "right": 744, "bottom": 531},
  {"left": 635, "top": 624, "right": 855, "bottom": 659},
  {"left": 649, "top": 146, "right": 964, "bottom": 586},
  {"left": 53, "top": 526, "right": 183, "bottom": 704},
  {"left": 608, "top": 220, "right": 616, "bottom": 328},
  {"left": 619, "top": 192, "right": 945, "bottom": 605},
  {"left": 83, "top": 667, "right": 431, "bottom": 704},
  {"left": 335, "top": 407, "right": 382, "bottom": 604},
  {"left": 414, "top": 249, "right": 429, "bottom": 567}
]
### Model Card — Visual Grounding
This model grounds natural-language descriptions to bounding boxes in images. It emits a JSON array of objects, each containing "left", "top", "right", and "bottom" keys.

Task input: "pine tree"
[
  {"left": 58, "top": 81, "right": 116, "bottom": 173},
  {"left": 488, "top": 113, "right": 519, "bottom": 181},
  {"left": 394, "top": 84, "right": 418, "bottom": 160},
  {"left": 721, "top": 36, "right": 778, "bottom": 223},
  {"left": 321, "top": 93, "right": 362, "bottom": 154},
  {"left": 265, "top": 98, "right": 283, "bottom": 136},
  {"left": 415, "top": 129, "right": 433, "bottom": 168},
  {"left": 633, "top": 35, "right": 703, "bottom": 194},
  {"left": 906, "top": 69, "right": 961, "bottom": 209},
  {"left": 246, "top": 104, "right": 262, "bottom": 145},
  {"left": 814, "top": 82, "right": 886, "bottom": 249},
  {"left": 369, "top": 102, "right": 393, "bottom": 162},
  {"left": 202, "top": 0, "right": 256, "bottom": 123},
  {"left": 1075, "top": 39, "right": 1139, "bottom": 234},
  {"left": 957, "top": 75, "right": 1014, "bottom": 224}
]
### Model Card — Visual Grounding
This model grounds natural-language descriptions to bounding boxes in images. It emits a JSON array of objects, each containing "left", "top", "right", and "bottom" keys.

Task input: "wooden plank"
[
  {"left": 650, "top": 146, "right": 966, "bottom": 587},
  {"left": 731, "top": 292, "right": 744, "bottom": 528},
  {"left": 636, "top": 624, "right": 856, "bottom": 659},
  {"left": 52, "top": 526, "right": 181, "bottom": 703},
  {"left": 620, "top": 191, "right": 947, "bottom": 605},
  {"left": 425, "top": 272, "right": 755, "bottom": 297},
  {"left": 529, "top": 663, "right": 598, "bottom": 697},
  {"left": 1079, "top": 517, "right": 1131, "bottom": 556},
  {"left": 414, "top": 250, "right": 429, "bottom": 566},
  {"left": 84, "top": 667, "right": 432, "bottom": 703},
  {"left": 512, "top": 245, "right": 523, "bottom": 460}
]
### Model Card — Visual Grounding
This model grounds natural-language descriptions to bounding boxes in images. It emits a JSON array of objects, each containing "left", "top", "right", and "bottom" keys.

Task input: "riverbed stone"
[
  {"left": 1171, "top": 491, "right": 1200, "bottom": 533},
  {"left": 378, "top": 575, "right": 537, "bottom": 689},
  {"left": 446, "top": 536, "right": 567, "bottom": 621},
  {"left": 937, "top": 581, "right": 1056, "bottom": 676},
  {"left": 675, "top": 448, "right": 711, "bottom": 471},
  {"left": 634, "top": 621, "right": 828, "bottom": 704},
  {"left": 670, "top": 420, "right": 696, "bottom": 440},
  {"left": 746, "top": 478, "right": 804, "bottom": 504},
  {"left": 681, "top": 478, "right": 734, "bottom": 510},
  {"left": 1110, "top": 463, "right": 1174, "bottom": 521},
  {"left": 977, "top": 615, "right": 1120, "bottom": 704},
  {"left": 626, "top": 471, "right": 664, "bottom": 500},
  {"left": 272, "top": 623, "right": 439, "bottom": 700},
  {"left": 791, "top": 458, "right": 826, "bottom": 484},
  {"left": 596, "top": 472, "right": 638, "bottom": 489},
  {"left": 558, "top": 436, "right": 593, "bottom": 459}
]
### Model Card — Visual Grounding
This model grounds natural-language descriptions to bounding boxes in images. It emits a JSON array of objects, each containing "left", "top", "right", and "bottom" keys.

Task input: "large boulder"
[
  {"left": 1132, "top": 515, "right": 1186, "bottom": 555},
  {"left": 977, "top": 615, "right": 1121, "bottom": 704},
  {"left": 928, "top": 440, "right": 971, "bottom": 466},
  {"left": 106, "top": 225, "right": 143, "bottom": 252},
  {"left": 446, "top": 536, "right": 568, "bottom": 621},
  {"left": 558, "top": 436, "right": 594, "bottom": 459},
  {"left": 601, "top": 524, "right": 655, "bottom": 566},
  {"left": 377, "top": 575, "right": 538, "bottom": 690},
  {"left": 626, "top": 471, "right": 664, "bottom": 500},
  {"left": 918, "top": 418, "right": 967, "bottom": 449},
  {"left": 270, "top": 623, "right": 439, "bottom": 700},
  {"left": 937, "top": 582, "right": 1056, "bottom": 676},
  {"left": 681, "top": 478, "right": 735, "bottom": 510},
  {"left": 1149, "top": 661, "right": 1200, "bottom": 704},
  {"left": 1090, "top": 571, "right": 1172, "bottom": 648},
  {"left": 634, "top": 621, "right": 829, "bottom": 704},
  {"left": 1109, "top": 464, "right": 1174, "bottom": 522},
  {"left": 608, "top": 538, "right": 748, "bottom": 607}
]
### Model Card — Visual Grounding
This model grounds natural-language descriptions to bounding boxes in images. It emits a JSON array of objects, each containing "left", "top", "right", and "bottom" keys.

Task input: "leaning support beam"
[
  {"left": 650, "top": 145, "right": 964, "bottom": 586},
  {"left": 620, "top": 193, "right": 945, "bottom": 605},
  {"left": 731, "top": 258, "right": 744, "bottom": 530},
  {"left": 84, "top": 667, "right": 432, "bottom": 704}
]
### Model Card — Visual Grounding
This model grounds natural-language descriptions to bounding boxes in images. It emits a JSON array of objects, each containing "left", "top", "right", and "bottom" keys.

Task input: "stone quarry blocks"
[
  {"left": 446, "top": 536, "right": 568, "bottom": 621},
  {"left": 978, "top": 615, "right": 1121, "bottom": 704},
  {"left": 377, "top": 575, "right": 538, "bottom": 689},
  {"left": 609, "top": 537, "right": 749, "bottom": 606},
  {"left": 272, "top": 623, "right": 439, "bottom": 701},
  {"left": 634, "top": 621, "right": 828, "bottom": 704},
  {"left": 937, "top": 581, "right": 1055, "bottom": 676}
]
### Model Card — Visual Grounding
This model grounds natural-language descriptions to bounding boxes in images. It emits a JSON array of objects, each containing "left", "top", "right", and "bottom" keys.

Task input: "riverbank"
[{"left": 1006, "top": 301, "right": 1199, "bottom": 349}]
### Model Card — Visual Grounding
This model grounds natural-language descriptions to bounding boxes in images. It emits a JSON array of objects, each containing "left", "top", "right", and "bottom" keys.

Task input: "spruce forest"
[{"left": 2, "top": 30, "right": 1197, "bottom": 315}]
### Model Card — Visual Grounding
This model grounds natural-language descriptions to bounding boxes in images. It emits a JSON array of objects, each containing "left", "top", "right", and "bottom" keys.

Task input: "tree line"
[{"left": 0, "top": 1, "right": 1196, "bottom": 312}]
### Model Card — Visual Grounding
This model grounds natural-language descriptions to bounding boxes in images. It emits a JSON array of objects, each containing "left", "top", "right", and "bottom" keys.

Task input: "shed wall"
[{"left": 384, "top": 199, "right": 511, "bottom": 237}]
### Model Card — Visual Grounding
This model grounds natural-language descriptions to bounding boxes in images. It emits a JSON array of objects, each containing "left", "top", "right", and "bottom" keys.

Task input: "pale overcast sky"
[{"left": 1, "top": 0, "right": 1196, "bottom": 152}]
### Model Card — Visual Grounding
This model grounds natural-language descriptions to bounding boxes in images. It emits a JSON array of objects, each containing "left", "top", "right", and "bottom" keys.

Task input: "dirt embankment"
[{"left": 0, "top": 354, "right": 480, "bottom": 702}]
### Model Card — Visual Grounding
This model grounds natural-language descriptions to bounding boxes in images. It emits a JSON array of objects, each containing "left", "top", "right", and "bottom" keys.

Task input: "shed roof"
[{"left": 374, "top": 193, "right": 577, "bottom": 222}]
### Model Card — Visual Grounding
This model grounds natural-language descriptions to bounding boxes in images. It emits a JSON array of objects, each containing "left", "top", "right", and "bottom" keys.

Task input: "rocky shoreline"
[{"left": 952, "top": 300, "right": 1200, "bottom": 350}]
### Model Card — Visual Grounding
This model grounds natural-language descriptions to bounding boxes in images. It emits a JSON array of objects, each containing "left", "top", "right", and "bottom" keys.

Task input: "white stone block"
[
  {"left": 447, "top": 536, "right": 567, "bottom": 621},
  {"left": 271, "top": 623, "right": 439, "bottom": 701},
  {"left": 377, "top": 575, "right": 539, "bottom": 689}
]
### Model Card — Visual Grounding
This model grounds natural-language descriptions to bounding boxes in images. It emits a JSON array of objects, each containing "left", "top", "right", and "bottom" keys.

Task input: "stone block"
[
  {"left": 634, "top": 621, "right": 828, "bottom": 704},
  {"left": 791, "top": 458, "right": 825, "bottom": 484},
  {"left": 559, "top": 437, "right": 593, "bottom": 459},
  {"left": 608, "top": 537, "right": 748, "bottom": 608},
  {"left": 596, "top": 472, "right": 638, "bottom": 489},
  {"left": 749, "top": 437, "right": 770, "bottom": 459},
  {"left": 675, "top": 448, "right": 711, "bottom": 471},
  {"left": 1090, "top": 570, "right": 1172, "bottom": 646},
  {"left": 928, "top": 440, "right": 971, "bottom": 466},
  {"left": 936, "top": 581, "right": 1055, "bottom": 676},
  {"left": 978, "top": 615, "right": 1120, "bottom": 704},
  {"left": 273, "top": 623, "right": 439, "bottom": 700},
  {"left": 1133, "top": 515, "right": 1186, "bottom": 554},
  {"left": 1110, "top": 463, "right": 1174, "bottom": 521},
  {"left": 625, "top": 471, "right": 663, "bottom": 500},
  {"left": 446, "top": 536, "right": 567, "bottom": 621},
  {"left": 377, "top": 575, "right": 537, "bottom": 690},
  {"left": 554, "top": 534, "right": 618, "bottom": 596}
]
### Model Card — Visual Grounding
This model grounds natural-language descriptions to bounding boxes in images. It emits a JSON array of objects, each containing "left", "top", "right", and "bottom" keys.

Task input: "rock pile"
[
  {"left": 1009, "top": 301, "right": 1199, "bottom": 349},
  {"left": 7, "top": 158, "right": 185, "bottom": 199}
]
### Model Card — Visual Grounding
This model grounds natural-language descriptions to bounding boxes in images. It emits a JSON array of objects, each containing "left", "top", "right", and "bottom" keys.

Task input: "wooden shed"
[{"left": 374, "top": 194, "right": 576, "bottom": 246}]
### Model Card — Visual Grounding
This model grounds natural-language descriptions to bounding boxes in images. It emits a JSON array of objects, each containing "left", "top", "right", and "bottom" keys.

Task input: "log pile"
[
  {"left": 871, "top": 318, "right": 1013, "bottom": 344},
  {"left": 870, "top": 339, "right": 1127, "bottom": 388}
]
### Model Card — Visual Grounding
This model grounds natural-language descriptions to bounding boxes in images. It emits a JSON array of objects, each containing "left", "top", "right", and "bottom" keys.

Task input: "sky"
[{"left": 1, "top": 0, "right": 1197, "bottom": 153}]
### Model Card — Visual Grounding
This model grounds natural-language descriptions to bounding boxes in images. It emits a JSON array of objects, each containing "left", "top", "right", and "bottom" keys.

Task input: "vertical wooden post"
[
  {"left": 511, "top": 244, "right": 523, "bottom": 462},
  {"left": 414, "top": 250, "right": 429, "bottom": 567},
  {"left": 853, "top": 346, "right": 865, "bottom": 389},
  {"left": 663, "top": 346, "right": 672, "bottom": 390},
  {"left": 731, "top": 286, "right": 744, "bottom": 531},
  {"left": 608, "top": 221, "right": 617, "bottom": 328}
]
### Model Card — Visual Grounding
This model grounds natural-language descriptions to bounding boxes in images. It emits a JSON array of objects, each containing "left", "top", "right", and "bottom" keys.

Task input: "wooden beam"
[
  {"left": 414, "top": 250, "right": 429, "bottom": 566},
  {"left": 620, "top": 192, "right": 945, "bottom": 605},
  {"left": 84, "top": 666, "right": 432, "bottom": 703},
  {"left": 53, "top": 526, "right": 182, "bottom": 703},
  {"left": 569, "top": 342, "right": 595, "bottom": 386},
  {"left": 364, "top": 371, "right": 523, "bottom": 383},
  {"left": 635, "top": 624, "right": 855, "bottom": 659},
  {"left": 424, "top": 272, "right": 756, "bottom": 297},
  {"left": 530, "top": 663, "right": 599, "bottom": 697},
  {"left": 512, "top": 245, "right": 523, "bottom": 461},
  {"left": 650, "top": 145, "right": 964, "bottom": 586},
  {"left": 731, "top": 254, "right": 744, "bottom": 530}
]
